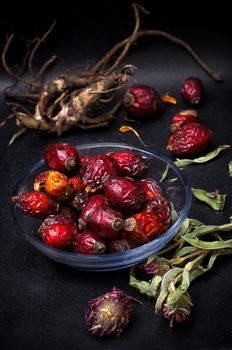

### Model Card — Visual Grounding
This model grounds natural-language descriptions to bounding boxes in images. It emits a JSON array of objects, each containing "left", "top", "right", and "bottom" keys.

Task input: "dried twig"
[{"left": 91, "top": 30, "right": 221, "bottom": 82}]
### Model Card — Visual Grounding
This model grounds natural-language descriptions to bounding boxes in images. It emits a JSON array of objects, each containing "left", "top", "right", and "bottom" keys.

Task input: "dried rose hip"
[
  {"left": 44, "top": 143, "right": 80, "bottom": 174},
  {"left": 69, "top": 175, "right": 84, "bottom": 192},
  {"left": 171, "top": 109, "right": 198, "bottom": 133},
  {"left": 45, "top": 170, "right": 73, "bottom": 201},
  {"left": 123, "top": 84, "right": 165, "bottom": 118},
  {"left": 103, "top": 177, "right": 145, "bottom": 214},
  {"left": 80, "top": 154, "right": 119, "bottom": 193},
  {"left": 74, "top": 231, "right": 106, "bottom": 254},
  {"left": 110, "top": 151, "right": 148, "bottom": 179},
  {"left": 12, "top": 191, "right": 59, "bottom": 218},
  {"left": 33, "top": 171, "right": 49, "bottom": 192},
  {"left": 79, "top": 204, "right": 124, "bottom": 239},
  {"left": 39, "top": 215, "right": 78, "bottom": 249},
  {"left": 107, "top": 236, "right": 137, "bottom": 253},
  {"left": 181, "top": 77, "right": 204, "bottom": 105},
  {"left": 140, "top": 178, "right": 163, "bottom": 200},
  {"left": 167, "top": 122, "right": 212, "bottom": 155},
  {"left": 144, "top": 195, "right": 172, "bottom": 227},
  {"left": 79, "top": 195, "right": 109, "bottom": 225},
  {"left": 124, "top": 212, "right": 165, "bottom": 243},
  {"left": 68, "top": 190, "right": 89, "bottom": 212}
]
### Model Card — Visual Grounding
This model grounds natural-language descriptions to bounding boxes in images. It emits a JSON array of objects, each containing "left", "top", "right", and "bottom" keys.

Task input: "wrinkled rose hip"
[
  {"left": 45, "top": 170, "right": 73, "bottom": 201},
  {"left": 39, "top": 215, "right": 78, "bottom": 249},
  {"left": 103, "top": 176, "right": 146, "bottom": 214},
  {"left": 181, "top": 77, "right": 204, "bottom": 105},
  {"left": 124, "top": 212, "right": 165, "bottom": 243},
  {"left": 167, "top": 122, "right": 212, "bottom": 155},
  {"left": 123, "top": 84, "right": 165, "bottom": 118},
  {"left": 171, "top": 109, "right": 198, "bottom": 133},
  {"left": 74, "top": 231, "right": 106, "bottom": 254},
  {"left": 12, "top": 191, "right": 59, "bottom": 218},
  {"left": 110, "top": 151, "right": 148, "bottom": 179}
]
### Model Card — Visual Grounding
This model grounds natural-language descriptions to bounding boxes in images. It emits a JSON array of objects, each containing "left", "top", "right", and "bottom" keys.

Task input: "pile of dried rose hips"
[{"left": 12, "top": 143, "right": 172, "bottom": 254}]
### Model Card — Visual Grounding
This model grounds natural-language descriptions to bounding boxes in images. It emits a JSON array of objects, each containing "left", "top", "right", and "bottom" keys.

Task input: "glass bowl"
[{"left": 12, "top": 143, "right": 191, "bottom": 271}]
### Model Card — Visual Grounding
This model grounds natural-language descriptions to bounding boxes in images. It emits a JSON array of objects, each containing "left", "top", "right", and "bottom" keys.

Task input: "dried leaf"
[
  {"left": 183, "top": 236, "right": 232, "bottom": 250},
  {"left": 161, "top": 94, "right": 177, "bottom": 105},
  {"left": 229, "top": 161, "right": 232, "bottom": 177},
  {"left": 129, "top": 267, "right": 156, "bottom": 297},
  {"left": 173, "top": 246, "right": 197, "bottom": 257},
  {"left": 167, "top": 270, "right": 190, "bottom": 305},
  {"left": 159, "top": 164, "right": 170, "bottom": 182},
  {"left": 192, "top": 188, "right": 227, "bottom": 211},
  {"left": 9, "top": 128, "right": 27, "bottom": 146},
  {"left": 174, "top": 145, "right": 230, "bottom": 167},
  {"left": 119, "top": 125, "right": 148, "bottom": 147},
  {"left": 190, "top": 252, "right": 220, "bottom": 281}
]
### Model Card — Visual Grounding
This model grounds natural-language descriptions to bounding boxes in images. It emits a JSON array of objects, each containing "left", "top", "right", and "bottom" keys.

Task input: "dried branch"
[
  {"left": 28, "top": 21, "right": 56, "bottom": 80},
  {"left": 2, "top": 34, "right": 41, "bottom": 88},
  {"left": 105, "top": 3, "right": 148, "bottom": 75},
  {"left": 92, "top": 30, "right": 221, "bottom": 82}
]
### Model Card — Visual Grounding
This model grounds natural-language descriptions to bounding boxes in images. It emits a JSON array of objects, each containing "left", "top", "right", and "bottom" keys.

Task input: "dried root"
[{"left": 1, "top": 3, "right": 222, "bottom": 144}]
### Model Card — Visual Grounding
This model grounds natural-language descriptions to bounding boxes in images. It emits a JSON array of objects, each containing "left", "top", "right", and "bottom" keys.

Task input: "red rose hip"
[
  {"left": 103, "top": 177, "right": 146, "bottom": 214},
  {"left": 181, "top": 77, "right": 204, "bottom": 105},
  {"left": 140, "top": 178, "right": 163, "bottom": 200},
  {"left": 123, "top": 84, "right": 165, "bottom": 119},
  {"left": 110, "top": 151, "right": 148, "bottom": 179},
  {"left": 39, "top": 215, "right": 78, "bottom": 249},
  {"left": 124, "top": 212, "right": 165, "bottom": 243},
  {"left": 12, "top": 191, "right": 59, "bottom": 218},
  {"left": 171, "top": 109, "right": 198, "bottom": 133},
  {"left": 44, "top": 143, "right": 80, "bottom": 174},
  {"left": 74, "top": 232, "right": 106, "bottom": 254},
  {"left": 167, "top": 122, "right": 212, "bottom": 155}
]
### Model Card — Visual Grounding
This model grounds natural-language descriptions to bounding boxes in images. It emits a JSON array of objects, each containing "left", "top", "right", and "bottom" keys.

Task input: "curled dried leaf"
[{"left": 192, "top": 188, "right": 227, "bottom": 211}]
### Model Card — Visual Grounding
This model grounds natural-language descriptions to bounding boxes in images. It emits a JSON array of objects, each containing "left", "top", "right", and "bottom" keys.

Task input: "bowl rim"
[{"left": 12, "top": 142, "right": 192, "bottom": 270}]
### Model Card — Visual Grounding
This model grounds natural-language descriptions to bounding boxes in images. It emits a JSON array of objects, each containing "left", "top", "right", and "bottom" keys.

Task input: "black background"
[{"left": 1, "top": 1, "right": 232, "bottom": 349}]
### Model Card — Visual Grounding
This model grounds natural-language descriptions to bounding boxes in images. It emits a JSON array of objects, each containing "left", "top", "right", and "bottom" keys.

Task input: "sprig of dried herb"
[{"left": 129, "top": 219, "right": 232, "bottom": 327}]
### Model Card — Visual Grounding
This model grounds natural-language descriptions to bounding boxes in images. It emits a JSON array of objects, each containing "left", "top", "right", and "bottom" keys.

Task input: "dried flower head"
[
  {"left": 161, "top": 291, "right": 193, "bottom": 327},
  {"left": 85, "top": 287, "right": 134, "bottom": 337}
]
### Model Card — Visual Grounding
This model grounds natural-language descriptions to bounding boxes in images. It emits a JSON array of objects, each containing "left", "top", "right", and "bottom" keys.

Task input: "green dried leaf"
[
  {"left": 173, "top": 218, "right": 190, "bottom": 241},
  {"left": 150, "top": 275, "right": 162, "bottom": 297},
  {"left": 229, "top": 161, "right": 232, "bottom": 177},
  {"left": 183, "top": 236, "right": 232, "bottom": 250},
  {"left": 174, "top": 246, "right": 197, "bottom": 257},
  {"left": 190, "top": 252, "right": 220, "bottom": 281},
  {"left": 167, "top": 270, "right": 190, "bottom": 305},
  {"left": 192, "top": 188, "right": 227, "bottom": 211},
  {"left": 160, "top": 164, "right": 170, "bottom": 182},
  {"left": 155, "top": 267, "right": 182, "bottom": 313},
  {"left": 174, "top": 145, "right": 230, "bottom": 167},
  {"left": 129, "top": 268, "right": 156, "bottom": 297}
]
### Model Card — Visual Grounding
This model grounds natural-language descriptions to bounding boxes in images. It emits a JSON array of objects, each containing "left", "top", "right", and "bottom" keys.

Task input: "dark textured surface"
[{"left": 0, "top": 1, "right": 232, "bottom": 349}]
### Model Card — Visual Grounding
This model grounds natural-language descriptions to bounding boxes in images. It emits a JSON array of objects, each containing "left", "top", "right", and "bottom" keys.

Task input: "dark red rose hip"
[
  {"left": 44, "top": 143, "right": 80, "bottom": 174},
  {"left": 103, "top": 176, "right": 146, "bottom": 215},
  {"left": 140, "top": 178, "right": 163, "bottom": 200},
  {"left": 123, "top": 84, "right": 165, "bottom": 118},
  {"left": 181, "top": 77, "right": 204, "bottom": 105},
  {"left": 80, "top": 154, "right": 119, "bottom": 193},
  {"left": 167, "top": 122, "right": 212, "bottom": 155},
  {"left": 171, "top": 109, "right": 198, "bottom": 133},
  {"left": 74, "top": 231, "right": 106, "bottom": 254},
  {"left": 110, "top": 151, "right": 148, "bottom": 179}
]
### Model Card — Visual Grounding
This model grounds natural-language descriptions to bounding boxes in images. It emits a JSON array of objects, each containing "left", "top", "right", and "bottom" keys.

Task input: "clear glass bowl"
[{"left": 12, "top": 143, "right": 191, "bottom": 271}]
